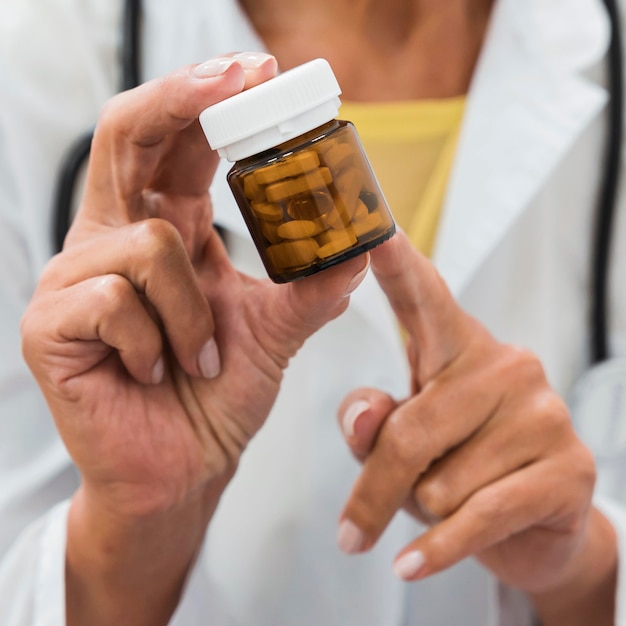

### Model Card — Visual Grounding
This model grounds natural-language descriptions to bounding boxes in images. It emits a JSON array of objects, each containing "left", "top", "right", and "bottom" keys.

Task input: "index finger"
[
  {"left": 114, "top": 53, "right": 278, "bottom": 147},
  {"left": 83, "top": 54, "right": 277, "bottom": 224},
  {"left": 369, "top": 231, "right": 479, "bottom": 383}
]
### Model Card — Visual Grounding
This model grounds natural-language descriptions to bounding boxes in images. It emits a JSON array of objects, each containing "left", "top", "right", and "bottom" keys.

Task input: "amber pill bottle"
[{"left": 200, "top": 58, "right": 395, "bottom": 283}]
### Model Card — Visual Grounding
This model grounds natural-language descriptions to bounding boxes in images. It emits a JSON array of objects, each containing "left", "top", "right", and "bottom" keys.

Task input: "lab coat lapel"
[{"left": 432, "top": 0, "right": 610, "bottom": 298}]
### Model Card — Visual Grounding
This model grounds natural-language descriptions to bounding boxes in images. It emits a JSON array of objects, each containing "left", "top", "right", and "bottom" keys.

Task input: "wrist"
[
  {"left": 530, "top": 507, "right": 617, "bottom": 626},
  {"left": 66, "top": 478, "right": 227, "bottom": 626}
]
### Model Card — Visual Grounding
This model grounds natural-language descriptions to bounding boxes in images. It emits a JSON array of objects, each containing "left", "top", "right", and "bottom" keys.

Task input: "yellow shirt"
[{"left": 339, "top": 97, "right": 466, "bottom": 257}]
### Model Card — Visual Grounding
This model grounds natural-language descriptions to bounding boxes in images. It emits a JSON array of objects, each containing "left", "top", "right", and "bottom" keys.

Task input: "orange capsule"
[
  {"left": 316, "top": 230, "right": 358, "bottom": 259},
  {"left": 261, "top": 220, "right": 282, "bottom": 244},
  {"left": 353, "top": 211, "right": 384, "bottom": 238},
  {"left": 276, "top": 219, "right": 321, "bottom": 240},
  {"left": 243, "top": 174, "right": 267, "bottom": 202},
  {"left": 352, "top": 199, "right": 369, "bottom": 222},
  {"left": 323, "top": 142, "right": 354, "bottom": 173},
  {"left": 334, "top": 168, "right": 364, "bottom": 218},
  {"left": 251, "top": 201, "right": 284, "bottom": 222},
  {"left": 254, "top": 150, "right": 320, "bottom": 185},
  {"left": 266, "top": 239, "right": 320, "bottom": 269},
  {"left": 266, "top": 167, "right": 333, "bottom": 203}
]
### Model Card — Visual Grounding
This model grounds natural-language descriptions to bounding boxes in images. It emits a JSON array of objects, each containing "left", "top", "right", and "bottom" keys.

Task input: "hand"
[
  {"left": 20, "top": 53, "right": 370, "bottom": 626},
  {"left": 335, "top": 231, "right": 616, "bottom": 625}
]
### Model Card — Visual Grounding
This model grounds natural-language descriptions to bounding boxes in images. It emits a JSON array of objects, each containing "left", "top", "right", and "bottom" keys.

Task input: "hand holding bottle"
[{"left": 21, "top": 53, "right": 369, "bottom": 626}]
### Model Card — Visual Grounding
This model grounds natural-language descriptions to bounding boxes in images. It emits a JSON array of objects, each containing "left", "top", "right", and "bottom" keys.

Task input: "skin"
[
  {"left": 19, "top": 1, "right": 618, "bottom": 624},
  {"left": 240, "top": 0, "right": 618, "bottom": 623},
  {"left": 239, "top": 0, "right": 494, "bottom": 99},
  {"left": 22, "top": 56, "right": 370, "bottom": 625},
  {"left": 337, "top": 235, "right": 617, "bottom": 626}
]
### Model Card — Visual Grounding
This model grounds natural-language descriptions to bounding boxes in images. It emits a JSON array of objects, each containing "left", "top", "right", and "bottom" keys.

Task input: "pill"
[
  {"left": 316, "top": 227, "right": 357, "bottom": 247},
  {"left": 261, "top": 221, "right": 282, "bottom": 244},
  {"left": 352, "top": 199, "right": 369, "bottom": 222},
  {"left": 334, "top": 168, "right": 364, "bottom": 218},
  {"left": 314, "top": 136, "right": 341, "bottom": 157},
  {"left": 353, "top": 211, "right": 384, "bottom": 237},
  {"left": 266, "top": 167, "right": 333, "bottom": 203},
  {"left": 251, "top": 201, "right": 284, "bottom": 222},
  {"left": 312, "top": 216, "right": 328, "bottom": 233},
  {"left": 324, "top": 203, "right": 351, "bottom": 230},
  {"left": 316, "top": 230, "right": 358, "bottom": 259},
  {"left": 323, "top": 143, "right": 354, "bottom": 172},
  {"left": 243, "top": 174, "right": 266, "bottom": 202},
  {"left": 267, "top": 239, "right": 319, "bottom": 269},
  {"left": 276, "top": 219, "right": 321, "bottom": 240},
  {"left": 254, "top": 151, "right": 320, "bottom": 185},
  {"left": 287, "top": 190, "right": 334, "bottom": 220}
]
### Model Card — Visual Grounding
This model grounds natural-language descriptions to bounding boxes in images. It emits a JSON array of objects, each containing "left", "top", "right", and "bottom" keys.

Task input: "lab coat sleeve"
[
  {"left": 0, "top": 498, "right": 235, "bottom": 626},
  {"left": 169, "top": 541, "right": 235, "bottom": 626},
  {"left": 594, "top": 494, "right": 626, "bottom": 626},
  {"left": 0, "top": 500, "right": 69, "bottom": 626}
]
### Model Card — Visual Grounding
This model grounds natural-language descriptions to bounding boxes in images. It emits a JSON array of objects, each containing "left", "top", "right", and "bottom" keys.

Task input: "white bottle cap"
[{"left": 199, "top": 58, "right": 342, "bottom": 162}]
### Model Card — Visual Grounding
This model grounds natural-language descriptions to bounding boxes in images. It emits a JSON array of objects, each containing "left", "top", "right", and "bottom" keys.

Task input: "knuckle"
[
  {"left": 96, "top": 95, "right": 120, "bottom": 135},
  {"left": 526, "top": 391, "right": 573, "bottom": 439},
  {"left": 415, "top": 474, "right": 453, "bottom": 520},
  {"left": 93, "top": 274, "right": 134, "bottom": 311},
  {"left": 539, "top": 452, "right": 596, "bottom": 539},
  {"left": 541, "top": 394, "right": 571, "bottom": 428},
  {"left": 568, "top": 442, "right": 597, "bottom": 491},
  {"left": 378, "top": 400, "right": 442, "bottom": 475},
  {"left": 97, "top": 94, "right": 126, "bottom": 134},
  {"left": 500, "top": 345, "right": 545, "bottom": 384},
  {"left": 497, "top": 346, "right": 574, "bottom": 429},
  {"left": 382, "top": 418, "right": 429, "bottom": 470},
  {"left": 130, "top": 218, "right": 184, "bottom": 265},
  {"left": 37, "top": 254, "right": 65, "bottom": 288}
]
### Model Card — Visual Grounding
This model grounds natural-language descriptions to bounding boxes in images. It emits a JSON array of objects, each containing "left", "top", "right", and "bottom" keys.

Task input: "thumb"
[
  {"left": 369, "top": 231, "right": 477, "bottom": 383},
  {"left": 264, "top": 253, "right": 370, "bottom": 357}
]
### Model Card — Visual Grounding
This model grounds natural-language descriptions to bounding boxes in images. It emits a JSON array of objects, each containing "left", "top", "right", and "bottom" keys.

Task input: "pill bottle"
[{"left": 199, "top": 58, "right": 395, "bottom": 283}]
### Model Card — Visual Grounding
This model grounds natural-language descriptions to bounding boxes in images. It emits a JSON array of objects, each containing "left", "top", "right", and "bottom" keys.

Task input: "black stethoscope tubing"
[
  {"left": 52, "top": 0, "right": 622, "bottom": 364},
  {"left": 52, "top": 0, "right": 142, "bottom": 254},
  {"left": 593, "top": 0, "right": 623, "bottom": 364}
]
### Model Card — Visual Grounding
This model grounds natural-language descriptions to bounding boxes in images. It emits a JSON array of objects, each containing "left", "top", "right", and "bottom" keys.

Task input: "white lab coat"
[{"left": 0, "top": 0, "right": 625, "bottom": 624}]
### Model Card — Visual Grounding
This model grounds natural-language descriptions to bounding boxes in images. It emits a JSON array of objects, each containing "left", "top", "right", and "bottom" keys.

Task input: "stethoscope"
[
  {"left": 52, "top": 0, "right": 622, "bottom": 365},
  {"left": 52, "top": 0, "right": 141, "bottom": 254}
]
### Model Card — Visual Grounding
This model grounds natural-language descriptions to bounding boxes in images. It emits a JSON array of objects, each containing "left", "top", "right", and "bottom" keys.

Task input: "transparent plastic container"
[{"left": 200, "top": 59, "right": 395, "bottom": 283}]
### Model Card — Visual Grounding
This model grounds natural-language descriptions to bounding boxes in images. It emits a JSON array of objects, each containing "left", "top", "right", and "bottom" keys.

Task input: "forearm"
[
  {"left": 66, "top": 479, "right": 227, "bottom": 626},
  {"left": 530, "top": 507, "right": 617, "bottom": 626}
]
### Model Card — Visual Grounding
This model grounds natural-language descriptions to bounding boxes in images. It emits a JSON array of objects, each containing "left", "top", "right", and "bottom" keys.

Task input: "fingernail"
[
  {"left": 341, "top": 400, "right": 370, "bottom": 438},
  {"left": 337, "top": 519, "right": 366, "bottom": 554},
  {"left": 193, "top": 57, "right": 236, "bottom": 78},
  {"left": 393, "top": 550, "right": 425, "bottom": 580},
  {"left": 198, "top": 338, "right": 221, "bottom": 379},
  {"left": 343, "top": 255, "right": 370, "bottom": 297},
  {"left": 232, "top": 51, "right": 275, "bottom": 70},
  {"left": 152, "top": 356, "right": 165, "bottom": 384}
]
